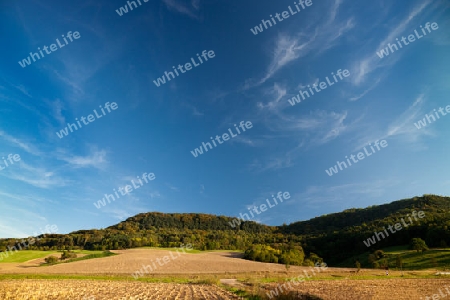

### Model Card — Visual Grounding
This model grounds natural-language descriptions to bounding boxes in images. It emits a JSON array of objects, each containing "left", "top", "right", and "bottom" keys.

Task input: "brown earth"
[
  {"left": 0, "top": 279, "right": 241, "bottom": 300},
  {"left": 0, "top": 249, "right": 340, "bottom": 275},
  {"left": 264, "top": 278, "right": 450, "bottom": 300}
]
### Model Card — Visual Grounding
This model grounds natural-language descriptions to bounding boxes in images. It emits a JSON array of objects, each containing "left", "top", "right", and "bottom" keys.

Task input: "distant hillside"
[
  {"left": 1, "top": 194, "right": 449, "bottom": 267},
  {"left": 286, "top": 194, "right": 450, "bottom": 264},
  {"left": 282, "top": 194, "right": 450, "bottom": 235},
  {"left": 106, "top": 212, "right": 273, "bottom": 233},
  {"left": 8, "top": 212, "right": 282, "bottom": 252}
]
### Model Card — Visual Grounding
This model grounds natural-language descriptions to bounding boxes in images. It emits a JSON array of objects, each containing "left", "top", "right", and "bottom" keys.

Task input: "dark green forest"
[{"left": 1, "top": 194, "right": 449, "bottom": 267}]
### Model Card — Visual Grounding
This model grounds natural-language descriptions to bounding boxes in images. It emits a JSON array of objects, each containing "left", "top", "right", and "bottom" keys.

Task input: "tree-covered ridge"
[
  {"left": 294, "top": 194, "right": 450, "bottom": 264},
  {"left": 282, "top": 194, "right": 449, "bottom": 235},
  {"left": 106, "top": 212, "right": 273, "bottom": 234},
  {"left": 0, "top": 212, "right": 289, "bottom": 253}
]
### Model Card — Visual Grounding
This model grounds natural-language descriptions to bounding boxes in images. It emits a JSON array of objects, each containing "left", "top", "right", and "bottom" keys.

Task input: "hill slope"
[
  {"left": 283, "top": 194, "right": 450, "bottom": 235},
  {"left": 288, "top": 194, "right": 450, "bottom": 264}
]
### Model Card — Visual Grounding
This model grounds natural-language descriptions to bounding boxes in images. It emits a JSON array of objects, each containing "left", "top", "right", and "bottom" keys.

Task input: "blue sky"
[{"left": 0, "top": 0, "right": 449, "bottom": 237}]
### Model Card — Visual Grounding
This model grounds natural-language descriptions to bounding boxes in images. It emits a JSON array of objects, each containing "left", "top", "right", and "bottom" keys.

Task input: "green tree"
[
  {"left": 395, "top": 255, "right": 403, "bottom": 275},
  {"left": 395, "top": 255, "right": 402, "bottom": 269},
  {"left": 410, "top": 238, "right": 428, "bottom": 253},
  {"left": 381, "top": 258, "right": 389, "bottom": 269},
  {"left": 355, "top": 260, "right": 361, "bottom": 273},
  {"left": 374, "top": 250, "right": 385, "bottom": 260}
]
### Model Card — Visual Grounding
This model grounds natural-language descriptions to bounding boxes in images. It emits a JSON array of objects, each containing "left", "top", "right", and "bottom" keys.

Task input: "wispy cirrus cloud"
[
  {"left": 256, "top": 83, "right": 287, "bottom": 112},
  {"left": 266, "top": 109, "right": 351, "bottom": 145},
  {"left": 49, "top": 99, "right": 66, "bottom": 125},
  {"left": 1, "top": 161, "right": 69, "bottom": 189},
  {"left": 0, "top": 130, "right": 42, "bottom": 156},
  {"left": 12, "top": 84, "right": 32, "bottom": 98},
  {"left": 248, "top": 155, "right": 294, "bottom": 173},
  {"left": 182, "top": 103, "right": 204, "bottom": 116},
  {"left": 57, "top": 148, "right": 108, "bottom": 169},
  {"left": 384, "top": 94, "right": 428, "bottom": 139},
  {"left": 351, "top": 0, "right": 434, "bottom": 85},
  {"left": 246, "top": 0, "right": 354, "bottom": 88},
  {"left": 191, "top": 0, "right": 200, "bottom": 10},
  {"left": 162, "top": 0, "right": 201, "bottom": 20},
  {"left": 290, "top": 179, "right": 400, "bottom": 211},
  {"left": 349, "top": 77, "right": 381, "bottom": 101},
  {"left": 258, "top": 35, "right": 312, "bottom": 85},
  {"left": 0, "top": 190, "right": 57, "bottom": 205},
  {"left": 248, "top": 108, "right": 357, "bottom": 172},
  {"left": 351, "top": 93, "right": 432, "bottom": 151},
  {"left": 0, "top": 222, "right": 31, "bottom": 238},
  {"left": 166, "top": 183, "right": 179, "bottom": 191}
]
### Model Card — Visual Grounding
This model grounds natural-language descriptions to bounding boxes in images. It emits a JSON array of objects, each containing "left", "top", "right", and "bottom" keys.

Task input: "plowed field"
[
  {"left": 0, "top": 280, "right": 241, "bottom": 300},
  {"left": 264, "top": 278, "right": 450, "bottom": 300}
]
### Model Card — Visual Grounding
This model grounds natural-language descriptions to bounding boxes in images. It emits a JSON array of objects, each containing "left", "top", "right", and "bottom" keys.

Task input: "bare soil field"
[
  {"left": 0, "top": 279, "right": 241, "bottom": 300},
  {"left": 264, "top": 278, "right": 450, "bottom": 300},
  {"left": 0, "top": 249, "right": 338, "bottom": 275},
  {"left": 1, "top": 277, "right": 449, "bottom": 300}
]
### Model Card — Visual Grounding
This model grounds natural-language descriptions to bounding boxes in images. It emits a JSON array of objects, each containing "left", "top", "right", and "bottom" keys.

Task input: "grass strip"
[{"left": 41, "top": 251, "right": 116, "bottom": 266}]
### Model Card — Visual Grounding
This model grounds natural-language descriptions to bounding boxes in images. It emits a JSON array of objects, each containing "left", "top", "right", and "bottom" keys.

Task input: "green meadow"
[
  {"left": 0, "top": 250, "right": 104, "bottom": 263},
  {"left": 340, "top": 246, "right": 450, "bottom": 270}
]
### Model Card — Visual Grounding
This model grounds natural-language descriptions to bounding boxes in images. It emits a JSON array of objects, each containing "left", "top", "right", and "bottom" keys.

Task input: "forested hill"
[
  {"left": 105, "top": 212, "right": 273, "bottom": 234},
  {"left": 97, "top": 194, "right": 449, "bottom": 237},
  {"left": 282, "top": 194, "right": 450, "bottom": 235},
  {"left": 289, "top": 194, "right": 450, "bottom": 264}
]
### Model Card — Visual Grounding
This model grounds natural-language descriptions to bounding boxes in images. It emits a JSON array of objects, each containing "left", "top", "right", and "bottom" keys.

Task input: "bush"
[
  {"left": 302, "top": 259, "right": 315, "bottom": 267},
  {"left": 61, "top": 251, "right": 77, "bottom": 260},
  {"left": 44, "top": 256, "right": 59, "bottom": 264},
  {"left": 374, "top": 250, "right": 385, "bottom": 259},
  {"left": 307, "top": 252, "right": 323, "bottom": 264}
]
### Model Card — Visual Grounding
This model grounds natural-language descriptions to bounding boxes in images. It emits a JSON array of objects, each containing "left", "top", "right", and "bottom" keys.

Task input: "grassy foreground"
[
  {"left": 0, "top": 268, "right": 440, "bottom": 281},
  {"left": 41, "top": 250, "right": 117, "bottom": 266}
]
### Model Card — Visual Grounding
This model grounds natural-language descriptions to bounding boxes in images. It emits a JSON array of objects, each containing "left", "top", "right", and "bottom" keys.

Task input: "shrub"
[
  {"left": 374, "top": 250, "right": 385, "bottom": 259},
  {"left": 44, "top": 256, "right": 59, "bottom": 264},
  {"left": 302, "top": 259, "right": 315, "bottom": 267},
  {"left": 61, "top": 251, "right": 77, "bottom": 260}
]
